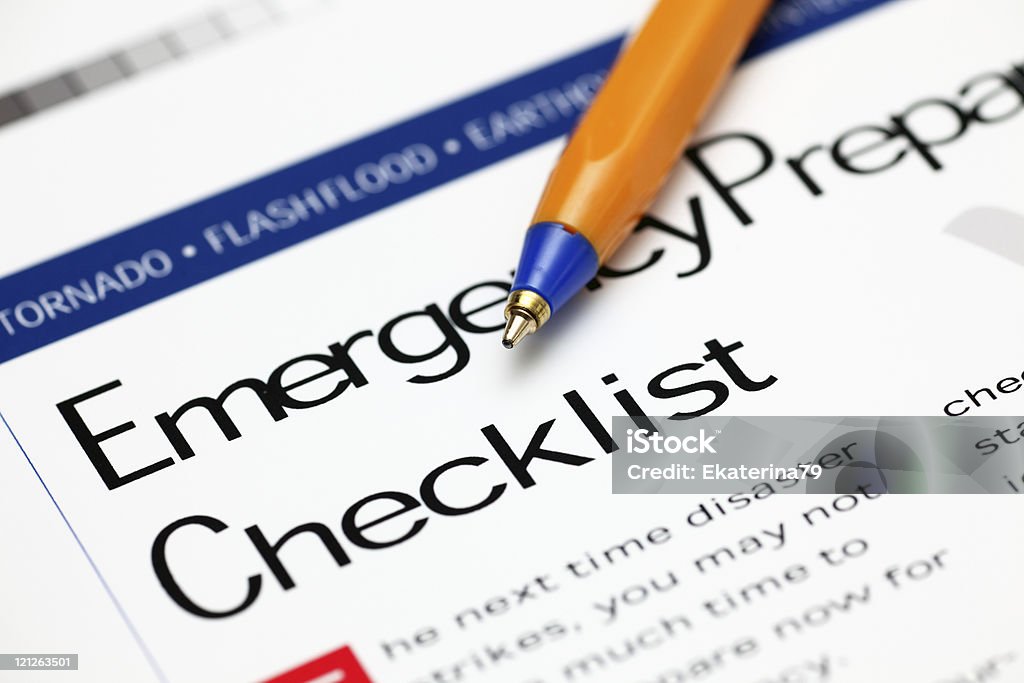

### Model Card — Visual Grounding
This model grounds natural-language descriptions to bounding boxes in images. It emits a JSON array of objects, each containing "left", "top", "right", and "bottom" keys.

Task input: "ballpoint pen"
[{"left": 502, "top": 0, "right": 771, "bottom": 349}]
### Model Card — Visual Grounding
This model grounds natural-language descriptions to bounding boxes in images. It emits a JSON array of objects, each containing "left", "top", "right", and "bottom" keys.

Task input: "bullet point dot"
[
  {"left": 182, "top": 245, "right": 197, "bottom": 258},
  {"left": 443, "top": 139, "right": 461, "bottom": 155}
]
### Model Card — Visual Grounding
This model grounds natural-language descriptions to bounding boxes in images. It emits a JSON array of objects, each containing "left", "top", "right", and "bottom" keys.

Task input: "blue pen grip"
[{"left": 511, "top": 222, "right": 599, "bottom": 313}]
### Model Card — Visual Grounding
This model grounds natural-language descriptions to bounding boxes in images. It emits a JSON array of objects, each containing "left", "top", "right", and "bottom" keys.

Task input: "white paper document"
[{"left": 0, "top": 0, "right": 1022, "bottom": 681}]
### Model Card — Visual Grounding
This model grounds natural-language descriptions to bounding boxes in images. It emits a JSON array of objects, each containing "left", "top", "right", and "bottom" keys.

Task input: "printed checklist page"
[{"left": 0, "top": 0, "right": 1022, "bottom": 681}]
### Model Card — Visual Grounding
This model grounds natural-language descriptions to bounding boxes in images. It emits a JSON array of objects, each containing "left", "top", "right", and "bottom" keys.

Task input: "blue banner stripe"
[
  {"left": 744, "top": 0, "right": 893, "bottom": 59},
  {"left": 0, "top": 0, "right": 895, "bottom": 364}
]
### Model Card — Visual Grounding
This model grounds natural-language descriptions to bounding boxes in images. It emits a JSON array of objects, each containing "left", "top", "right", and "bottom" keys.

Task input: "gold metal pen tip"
[
  {"left": 501, "top": 289, "right": 551, "bottom": 350},
  {"left": 502, "top": 310, "right": 536, "bottom": 349}
]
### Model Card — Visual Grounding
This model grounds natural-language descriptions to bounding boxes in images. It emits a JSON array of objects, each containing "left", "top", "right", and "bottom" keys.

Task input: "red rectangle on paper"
[{"left": 262, "top": 645, "right": 373, "bottom": 683}]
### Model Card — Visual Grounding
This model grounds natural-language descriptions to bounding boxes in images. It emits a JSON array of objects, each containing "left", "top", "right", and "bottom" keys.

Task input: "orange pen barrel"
[
  {"left": 503, "top": 0, "right": 770, "bottom": 348},
  {"left": 536, "top": 0, "right": 770, "bottom": 260},
  {"left": 533, "top": 0, "right": 772, "bottom": 261}
]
